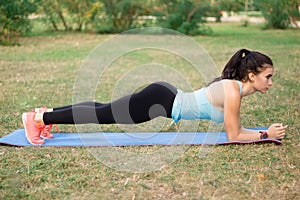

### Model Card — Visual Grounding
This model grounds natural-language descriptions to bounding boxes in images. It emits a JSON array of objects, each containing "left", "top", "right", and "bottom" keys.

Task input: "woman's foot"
[
  {"left": 35, "top": 107, "right": 57, "bottom": 139},
  {"left": 22, "top": 112, "right": 44, "bottom": 145},
  {"left": 40, "top": 124, "right": 55, "bottom": 139}
]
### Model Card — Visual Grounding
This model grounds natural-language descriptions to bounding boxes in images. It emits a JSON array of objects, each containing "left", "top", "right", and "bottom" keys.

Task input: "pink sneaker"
[
  {"left": 35, "top": 107, "right": 59, "bottom": 139},
  {"left": 22, "top": 112, "right": 44, "bottom": 145}
]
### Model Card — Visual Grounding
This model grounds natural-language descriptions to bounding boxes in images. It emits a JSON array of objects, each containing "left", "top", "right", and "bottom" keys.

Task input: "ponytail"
[
  {"left": 221, "top": 49, "right": 251, "bottom": 80},
  {"left": 207, "top": 49, "right": 273, "bottom": 86}
]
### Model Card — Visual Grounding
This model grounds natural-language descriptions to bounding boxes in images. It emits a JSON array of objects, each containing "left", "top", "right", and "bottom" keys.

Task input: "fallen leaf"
[{"left": 258, "top": 174, "right": 265, "bottom": 179}]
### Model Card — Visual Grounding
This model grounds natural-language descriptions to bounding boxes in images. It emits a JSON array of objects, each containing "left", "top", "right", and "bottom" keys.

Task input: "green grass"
[{"left": 0, "top": 22, "right": 299, "bottom": 199}]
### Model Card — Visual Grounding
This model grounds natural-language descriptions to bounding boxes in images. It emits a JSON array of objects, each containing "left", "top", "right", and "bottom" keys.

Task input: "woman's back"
[{"left": 206, "top": 79, "right": 243, "bottom": 113}]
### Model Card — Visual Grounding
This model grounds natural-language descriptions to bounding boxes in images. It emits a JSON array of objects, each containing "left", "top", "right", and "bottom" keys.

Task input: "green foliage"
[
  {"left": 38, "top": 0, "right": 104, "bottom": 32},
  {"left": 240, "top": 19, "right": 249, "bottom": 27},
  {"left": 0, "top": 0, "right": 215, "bottom": 42},
  {"left": 1, "top": 0, "right": 299, "bottom": 44},
  {"left": 218, "top": 0, "right": 245, "bottom": 13},
  {"left": 254, "top": 0, "right": 298, "bottom": 29},
  {"left": 37, "top": 0, "right": 144, "bottom": 34},
  {"left": 0, "top": 0, "right": 37, "bottom": 45},
  {"left": 202, "top": 1, "right": 222, "bottom": 22},
  {"left": 154, "top": 0, "right": 212, "bottom": 35},
  {"left": 37, "top": 1, "right": 67, "bottom": 31},
  {"left": 98, "top": 0, "right": 144, "bottom": 33}
]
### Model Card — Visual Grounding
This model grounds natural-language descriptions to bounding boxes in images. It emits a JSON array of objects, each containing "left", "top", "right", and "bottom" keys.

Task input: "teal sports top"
[{"left": 171, "top": 80, "right": 243, "bottom": 123}]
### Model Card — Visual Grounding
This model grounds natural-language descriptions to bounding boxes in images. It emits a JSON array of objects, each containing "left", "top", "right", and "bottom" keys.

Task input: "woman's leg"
[
  {"left": 43, "top": 82, "right": 177, "bottom": 125},
  {"left": 52, "top": 102, "right": 105, "bottom": 111}
]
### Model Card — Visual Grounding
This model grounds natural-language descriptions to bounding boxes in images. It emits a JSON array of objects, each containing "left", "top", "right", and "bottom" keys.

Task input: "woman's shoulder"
[
  {"left": 210, "top": 79, "right": 242, "bottom": 96},
  {"left": 210, "top": 79, "right": 241, "bottom": 87}
]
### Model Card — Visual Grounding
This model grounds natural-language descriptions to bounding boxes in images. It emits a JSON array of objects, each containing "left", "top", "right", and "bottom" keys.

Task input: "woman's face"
[{"left": 250, "top": 67, "right": 274, "bottom": 93}]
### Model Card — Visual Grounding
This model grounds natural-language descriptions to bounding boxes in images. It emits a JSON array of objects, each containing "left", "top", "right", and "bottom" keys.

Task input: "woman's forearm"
[
  {"left": 236, "top": 128, "right": 261, "bottom": 141},
  {"left": 226, "top": 127, "right": 262, "bottom": 141}
]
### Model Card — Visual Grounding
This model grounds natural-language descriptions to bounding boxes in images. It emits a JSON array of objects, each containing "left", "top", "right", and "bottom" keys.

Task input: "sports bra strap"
[{"left": 235, "top": 80, "right": 243, "bottom": 95}]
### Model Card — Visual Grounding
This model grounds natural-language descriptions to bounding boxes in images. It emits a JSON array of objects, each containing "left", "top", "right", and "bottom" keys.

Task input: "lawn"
[{"left": 0, "top": 22, "right": 299, "bottom": 199}]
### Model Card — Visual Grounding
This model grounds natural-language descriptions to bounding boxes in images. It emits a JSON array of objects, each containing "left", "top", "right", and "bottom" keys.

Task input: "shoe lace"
[
  {"left": 41, "top": 124, "right": 60, "bottom": 136},
  {"left": 33, "top": 107, "right": 60, "bottom": 135}
]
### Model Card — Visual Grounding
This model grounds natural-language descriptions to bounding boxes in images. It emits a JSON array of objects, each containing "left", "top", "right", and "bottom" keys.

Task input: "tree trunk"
[
  {"left": 58, "top": 11, "right": 69, "bottom": 31},
  {"left": 187, "top": 6, "right": 199, "bottom": 23},
  {"left": 49, "top": 13, "right": 59, "bottom": 31},
  {"left": 77, "top": 22, "right": 83, "bottom": 31}
]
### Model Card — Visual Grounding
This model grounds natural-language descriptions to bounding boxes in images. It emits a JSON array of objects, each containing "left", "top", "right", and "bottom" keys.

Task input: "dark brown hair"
[{"left": 207, "top": 49, "right": 273, "bottom": 86}]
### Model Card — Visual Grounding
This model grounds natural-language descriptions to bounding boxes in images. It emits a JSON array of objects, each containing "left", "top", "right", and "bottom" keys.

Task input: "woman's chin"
[{"left": 260, "top": 89, "right": 268, "bottom": 94}]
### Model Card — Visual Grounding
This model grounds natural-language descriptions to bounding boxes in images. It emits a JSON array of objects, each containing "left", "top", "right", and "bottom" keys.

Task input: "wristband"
[{"left": 259, "top": 131, "right": 268, "bottom": 139}]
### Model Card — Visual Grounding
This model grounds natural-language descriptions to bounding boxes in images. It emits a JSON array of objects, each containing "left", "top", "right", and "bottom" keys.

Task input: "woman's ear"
[{"left": 248, "top": 72, "right": 255, "bottom": 82}]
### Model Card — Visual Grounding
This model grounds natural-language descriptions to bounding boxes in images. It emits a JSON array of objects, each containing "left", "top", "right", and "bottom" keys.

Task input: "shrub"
[
  {"left": 154, "top": 0, "right": 211, "bottom": 35},
  {"left": 98, "top": 0, "right": 143, "bottom": 34},
  {"left": 0, "top": 0, "right": 37, "bottom": 45},
  {"left": 254, "top": 0, "right": 295, "bottom": 29}
]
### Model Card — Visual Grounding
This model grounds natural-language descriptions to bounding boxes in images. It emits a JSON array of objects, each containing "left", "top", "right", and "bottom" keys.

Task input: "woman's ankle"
[{"left": 34, "top": 113, "right": 45, "bottom": 125}]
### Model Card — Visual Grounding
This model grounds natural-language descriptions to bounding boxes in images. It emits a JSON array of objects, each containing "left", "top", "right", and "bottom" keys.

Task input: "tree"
[
  {"left": 254, "top": 0, "right": 299, "bottom": 29},
  {"left": 64, "top": 0, "right": 104, "bottom": 31},
  {"left": 38, "top": 0, "right": 103, "bottom": 32},
  {"left": 38, "top": 0, "right": 69, "bottom": 31},
  {"left": 153, "top": 0, "right": 211, "bottom": 35},
  {"left": 288, "top": 0, "right": 300, "bottom": 28},
  {"left": 218, "top": 0, "right": 245, "bottom": 13},
  {"left": 0, "top": 0, "right": 37, "bottom": 45},
  {"left": 99, "top": 0, "right": 143, "bottom": 33}
]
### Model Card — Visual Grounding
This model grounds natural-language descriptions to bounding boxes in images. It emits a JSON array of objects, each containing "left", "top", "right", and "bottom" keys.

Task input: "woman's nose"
[{"left": 268, "top": 79, "right": 273, "bottom": 86}]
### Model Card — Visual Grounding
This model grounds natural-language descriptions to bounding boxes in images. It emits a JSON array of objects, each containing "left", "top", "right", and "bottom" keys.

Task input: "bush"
[
  {"left": 154, "top": 0, "right": 211, "bottom": 35},
  {"left": 0, "top": 0, "right": 37, "bottom": 45},
  {"left": 98, "top": 0, "right": 143, "bottom": 34},
  {"left": 37, "top": 0, "right": 104, "bottom": 32},
  {"left": 254, "top": 0, "right": 294, "bottom": 29}
]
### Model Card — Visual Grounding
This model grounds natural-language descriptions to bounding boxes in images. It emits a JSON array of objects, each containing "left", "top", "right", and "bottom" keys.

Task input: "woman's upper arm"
[{"left": 223, "top": 81, "right": 242, "bottom": 141}]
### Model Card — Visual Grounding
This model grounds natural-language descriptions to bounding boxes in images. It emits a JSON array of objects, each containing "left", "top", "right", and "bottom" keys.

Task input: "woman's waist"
[{"left": 171, "top": 88, "right": 224, "bottom": 122}]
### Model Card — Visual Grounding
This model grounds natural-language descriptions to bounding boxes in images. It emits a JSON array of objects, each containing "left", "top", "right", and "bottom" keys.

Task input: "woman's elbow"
[{"left": 226, "top": 133, "right": 239, "bottom": 141}]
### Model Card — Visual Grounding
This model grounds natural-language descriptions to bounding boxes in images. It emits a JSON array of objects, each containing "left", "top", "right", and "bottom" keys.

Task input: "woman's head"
[{"left": 221, "top": 49, "right": 273, "bottom": 81}]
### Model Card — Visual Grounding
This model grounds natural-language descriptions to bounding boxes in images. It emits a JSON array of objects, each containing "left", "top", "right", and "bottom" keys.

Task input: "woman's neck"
[{"left": 241, "top": 81, "right": 256, "bottom": 97}]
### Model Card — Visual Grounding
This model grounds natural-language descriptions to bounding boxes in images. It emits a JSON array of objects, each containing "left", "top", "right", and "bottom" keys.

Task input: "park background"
[{"left": 1, "top": 0, "right": 300, "bottom": 199}]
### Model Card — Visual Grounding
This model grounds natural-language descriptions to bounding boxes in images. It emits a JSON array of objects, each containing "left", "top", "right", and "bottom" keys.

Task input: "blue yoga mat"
[{"left": 0, "top": 128, "right": 281, "bottom": 147}]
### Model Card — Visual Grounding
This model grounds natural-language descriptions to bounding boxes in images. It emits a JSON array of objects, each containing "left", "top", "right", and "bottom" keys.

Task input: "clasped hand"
[{"left": 267, "top": 123, "right": 288, "bottom": 139}]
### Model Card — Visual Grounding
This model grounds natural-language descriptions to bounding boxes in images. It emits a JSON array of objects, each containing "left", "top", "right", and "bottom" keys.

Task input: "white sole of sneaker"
[
  {"left": 22, "top": 113, "right": 43, "bottom": 145},
  {"left": 40, "top": 135, "right": 54, "bottom": 139}
]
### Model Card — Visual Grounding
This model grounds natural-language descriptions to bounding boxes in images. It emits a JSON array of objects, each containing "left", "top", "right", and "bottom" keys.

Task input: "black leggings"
[{"left": 43, "top": 82, "right": 177, "bottom": 125}]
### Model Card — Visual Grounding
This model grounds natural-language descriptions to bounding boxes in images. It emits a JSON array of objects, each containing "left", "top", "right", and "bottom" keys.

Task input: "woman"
[{"left": 22, "top": 49, "right": 288, "bottom": 145}]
